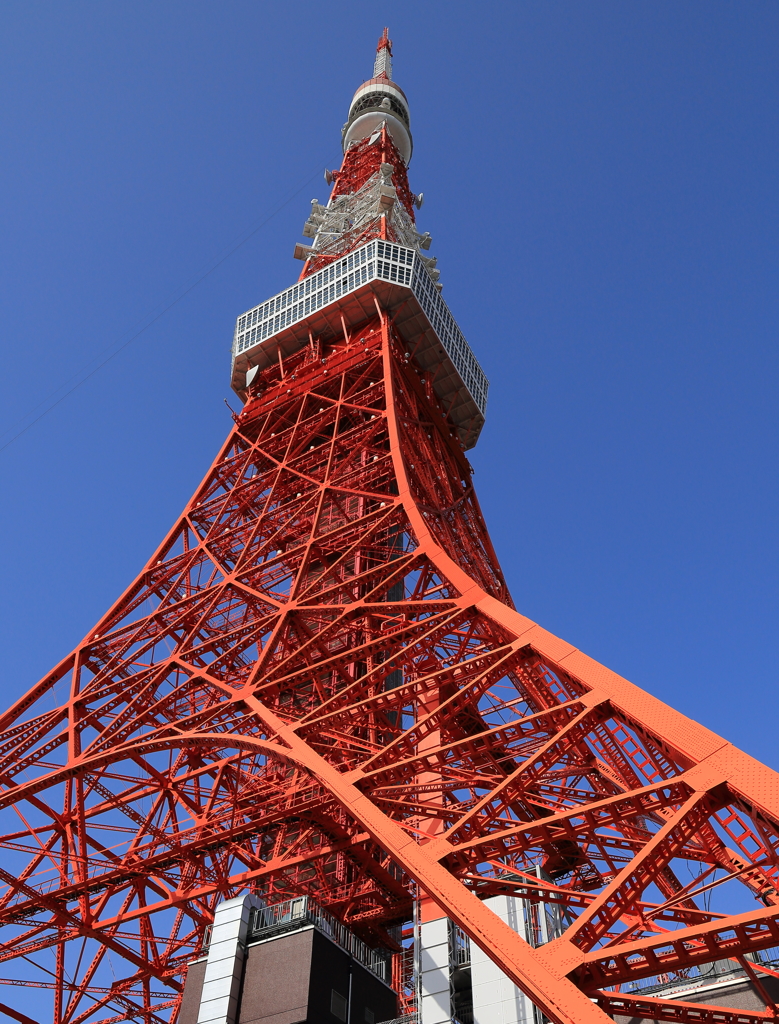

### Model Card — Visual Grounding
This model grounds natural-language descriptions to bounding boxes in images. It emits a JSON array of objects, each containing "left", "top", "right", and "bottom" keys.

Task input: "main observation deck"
[{"left": 231, "top": 240, "right": 488, "bottom": 449}]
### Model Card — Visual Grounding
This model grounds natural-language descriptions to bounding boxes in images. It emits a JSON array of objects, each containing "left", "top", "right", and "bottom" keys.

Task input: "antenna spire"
[{"left": 373, "top": 27, "right": 393, "bottom": 80}]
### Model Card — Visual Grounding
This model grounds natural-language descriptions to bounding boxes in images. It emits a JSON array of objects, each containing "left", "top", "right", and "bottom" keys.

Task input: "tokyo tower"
[{"left": 3, "top": 27, "right": 779, "bottom": 1024}]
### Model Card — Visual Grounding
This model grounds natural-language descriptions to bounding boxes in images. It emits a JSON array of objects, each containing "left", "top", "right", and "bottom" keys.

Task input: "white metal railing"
[
  {"left": 248, "top": 895, "right": 391, "bottom": 983},
  {"left": 232, "top": 240, "right": 488, "bottom": 416},
  {"left": 451, "top": 924, "right": 471, "bottom": 967}
]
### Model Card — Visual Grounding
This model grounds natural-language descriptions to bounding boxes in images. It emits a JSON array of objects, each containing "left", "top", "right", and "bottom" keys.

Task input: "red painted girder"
[
  {"left": 574, "top": 903, "right": 779, "bottom": 988},
  {"left": 595, "top": 991, "right": 777, "bottom": 1024}
]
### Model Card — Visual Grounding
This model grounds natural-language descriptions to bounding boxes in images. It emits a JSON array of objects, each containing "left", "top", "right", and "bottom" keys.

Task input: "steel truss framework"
[
  {"left": 2, "top": 313, "right": 779, "bottom": 1024},
  {"left": 304, "top": 129, "right": 427, "bottom": 276},
  {"left": 4, "top": 38, "right": 779, "bottom": 1018}
]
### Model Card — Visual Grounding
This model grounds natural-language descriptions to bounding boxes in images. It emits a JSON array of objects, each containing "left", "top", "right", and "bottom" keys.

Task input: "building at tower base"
[
  {"left": 180, "top": 895, "right": 396, "bottom": 1024},
  {"left": 182, "top": 894, "right": 779, "bottom": 1024}
]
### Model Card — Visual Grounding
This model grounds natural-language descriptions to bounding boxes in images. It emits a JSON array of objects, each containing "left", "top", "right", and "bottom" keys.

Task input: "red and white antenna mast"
[
  {"left": 373, "top": 26, "right": 393, "bottom": 79},
  {"left": 300, "top": 26, "right": 426, "bottom": 280}
]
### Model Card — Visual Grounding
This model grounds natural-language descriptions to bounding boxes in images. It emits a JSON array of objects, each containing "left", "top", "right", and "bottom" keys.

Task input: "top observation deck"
[{"left": 231, "top": 239, "right": 488, "bottom": 449}]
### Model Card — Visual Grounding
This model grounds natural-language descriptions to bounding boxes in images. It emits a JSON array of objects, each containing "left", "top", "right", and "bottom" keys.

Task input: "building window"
[{"left": 331, "top": 990, "right": 348, "bottom": 1022}]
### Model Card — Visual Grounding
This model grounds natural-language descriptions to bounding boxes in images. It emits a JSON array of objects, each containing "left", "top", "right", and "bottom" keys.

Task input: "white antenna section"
[{"left": 373, "top": 28, "right": 393, "bottom": 79}]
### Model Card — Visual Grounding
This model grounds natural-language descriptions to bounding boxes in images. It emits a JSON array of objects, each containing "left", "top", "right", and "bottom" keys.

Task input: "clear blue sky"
[{"left": 1, "top": 0, "right": 777, "bottom": 785}]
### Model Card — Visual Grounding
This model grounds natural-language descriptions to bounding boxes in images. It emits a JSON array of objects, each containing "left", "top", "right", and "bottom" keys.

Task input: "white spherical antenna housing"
[{"left": 342, "top": 78, "right": 413, "bottom": 165}]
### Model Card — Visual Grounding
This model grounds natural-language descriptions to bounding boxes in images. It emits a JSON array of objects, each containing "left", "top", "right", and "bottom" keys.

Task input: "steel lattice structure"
[{"left": 2, "top": 28, "right": 779, "bottom": 1024}]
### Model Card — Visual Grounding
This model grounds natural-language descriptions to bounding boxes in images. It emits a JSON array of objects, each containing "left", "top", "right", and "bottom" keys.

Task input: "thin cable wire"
[{"left": 0, "top": 167, "right": 321, "bottom": 456}]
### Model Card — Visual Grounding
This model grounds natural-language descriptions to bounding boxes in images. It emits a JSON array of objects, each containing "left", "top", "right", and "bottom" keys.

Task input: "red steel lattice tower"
[{"left": 2, "top": 29, "right": 779, "bottom": 1024}]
